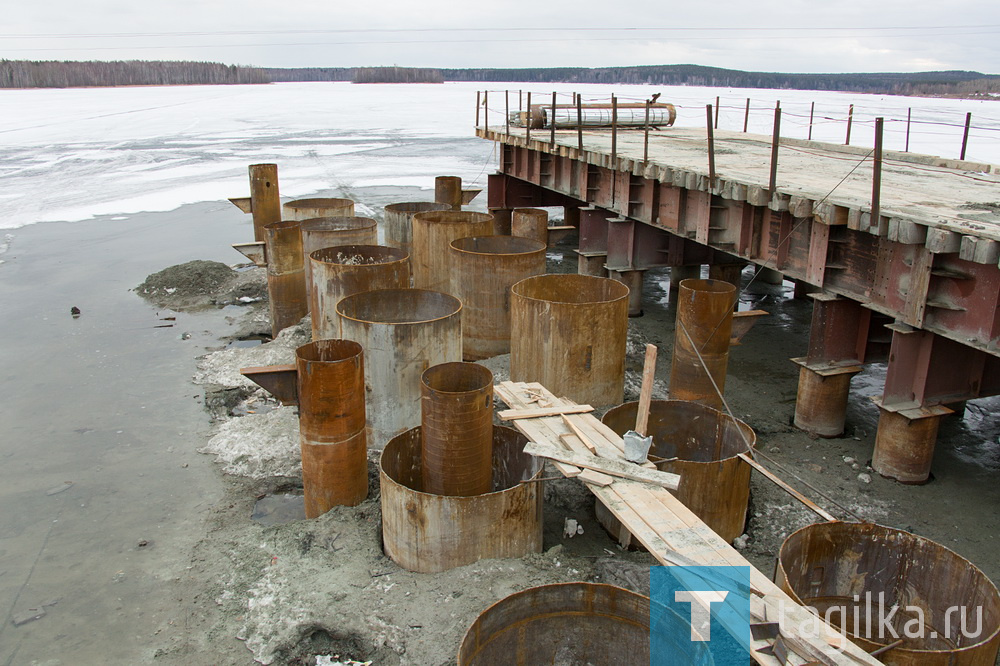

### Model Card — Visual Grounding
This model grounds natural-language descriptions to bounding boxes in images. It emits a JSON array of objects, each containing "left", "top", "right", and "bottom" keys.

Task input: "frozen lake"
[{"left": 1, "top": 81, "right": 998, "bottom": 234}]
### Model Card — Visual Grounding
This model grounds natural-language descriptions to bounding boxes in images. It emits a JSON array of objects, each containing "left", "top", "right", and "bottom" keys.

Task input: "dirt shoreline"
[{"left": 145, "top": 227, "right": 999, "bottom": 665}]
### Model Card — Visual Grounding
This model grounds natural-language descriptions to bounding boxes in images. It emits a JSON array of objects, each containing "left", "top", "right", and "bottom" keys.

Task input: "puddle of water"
[
  {"left": 252, "top": 493, "right": 306, "bottom": 525},
  {"left": 226, "top": 336, "right": 266, "bottom": 349}
]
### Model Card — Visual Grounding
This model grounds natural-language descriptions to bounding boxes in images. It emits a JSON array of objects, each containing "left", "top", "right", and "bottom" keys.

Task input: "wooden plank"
[
  {"left": 737, "top": 453, "right": 837, "bottom": 522},
  {"left": 497, "top": 382, "right": 581, "bottom": 477},
  {"left": 636, "top": 344, "right": 658, "bottom": 435},
  {"left": 959, "top": 235, "right": 1000, "bottom": 264},
  {"left": 524, "top": 441, "right": 680, "bottom": 490},
  {"left": 498, "top": 404, "right": 594, "bottom": 420},
  {"left": 577, "top": 469, "right": 614, "bottom": 486},
  {"left": 925, "top": 227, "right": 962, "bottom": 254}
]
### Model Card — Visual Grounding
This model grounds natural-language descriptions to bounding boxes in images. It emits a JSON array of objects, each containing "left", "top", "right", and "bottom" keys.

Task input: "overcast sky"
[{"left": 4, "top": 0, "right": 999, "bottom": 74}]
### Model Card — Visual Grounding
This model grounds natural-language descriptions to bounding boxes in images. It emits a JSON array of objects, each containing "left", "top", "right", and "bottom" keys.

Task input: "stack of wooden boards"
[{"left": 495, "top": 380, "right": 882, "bottom": 666}]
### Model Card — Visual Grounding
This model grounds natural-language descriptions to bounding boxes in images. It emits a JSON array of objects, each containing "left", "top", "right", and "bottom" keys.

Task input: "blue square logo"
[{"left": 650, "top": 566, "right": 758, "bottom": 665}]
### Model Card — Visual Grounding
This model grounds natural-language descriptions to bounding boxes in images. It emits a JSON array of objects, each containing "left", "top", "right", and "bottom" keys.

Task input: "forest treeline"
[
  {"left": 0, "top": 60, "right": 269, "bottom": 88},
  {"left": 3, "top": 60, "right": 998, "bottom": 97}
]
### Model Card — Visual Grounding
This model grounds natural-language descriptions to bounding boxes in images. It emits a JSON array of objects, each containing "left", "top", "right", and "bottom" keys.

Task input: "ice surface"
[
  {"left": 199, "top": 406, "right": 301, "bottom": 479},
  {"left": 1, "top": 81, "right": 997, "bottom": 230}
]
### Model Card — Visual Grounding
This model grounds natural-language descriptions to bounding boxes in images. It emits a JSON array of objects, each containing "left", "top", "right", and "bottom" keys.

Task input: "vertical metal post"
[
  {"left": 550, "top": 91, "right": 557, "bottom": 148},
  {"left": 769, "top": 106, "right": 781, "bottom": 197},
  {"left": 643, "top": 99, "right": 650, "bottom": 165},
  {"left": 743, "top": 98, "right": 750, "bottom": 132},
  {"left": 714, "top": 95, "right": 720, "bottom": 129},
  {"left": 960, "top": 112, "right": 972, "bottom": 160},
  {"left": 873, "top": 117, "right": 883, "bottom": 228},
  {"left": 845, "top": 104, "right": 854, "bottom": 145},
  {"left": 577, "top": 93, "right": 583, "bottom": 151},
  {"left": 483, "top": 90, "right": 488, "bottom": 129},
  {"left": 505, "top": 90, "right": 510, "bottom": 135},
  {"left": 475, "top": 90, "right": 481, "bottom": 127},
  {"left": 706, "top": 104, "right": 716, "bottom": 186},
  {"left": 808, "top": 102, "right": 815, "bottom": 140},
  {"left": 519, "top": 90, "right": 523, "bottom": 111},
  {"left": 905, "top": 108, "right": 912, "bottom": 152},
  {"left": 248, "top": 163, "right": 281, "bottom": 243},
  {"left": 526, "top": 92, "right": 532, "bottom": 142},
  {"left": 611, "top": 95, "right": 618, "bottom": 206}
]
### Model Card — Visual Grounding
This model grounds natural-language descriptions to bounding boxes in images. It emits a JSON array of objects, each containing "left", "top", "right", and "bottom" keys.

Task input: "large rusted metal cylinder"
[
  {"left": 511, "top": 207, "right": 549, "bottom": 245},
  {"left": 872, "top": 408, "right": 943, "bottom": 484},
  {"left": 383, "top": 201, "right": 450, "bottom": 256},
  {"left": 337, "top": 289, "right": 462, "bottom": 449},
  {"left": 295, "top": 340, "right": 368, "bottom": 517},
  {"left": 669, "top": 278, "right": 736, "bottom": 410},
  {"left": 435, "top": 175, "right": 463, "bottom": 210},
  {"left": 283, "top": 197, "right": 354, "bottom": 221},
  {"left": 793, "top": 366, "right": 859, "bottom": 438},
  {"left": 263, "top": 219, "right": 308, "bottom": 337},
  {"left": 380, "top": 425, "right": 542, "bottom": 573},
  {"left": 449, "top": 236, "right": 547, "bottom": 360},
  {"left": 777, "top": 521, "right": 1000, "bottom": 665},
  {"left": 420, "top": 363, "right": 494, "bottom": 497},
  {"left": 308, "top": 245, "right": 410, "bottom": 340},
  {"left": 510, "top": 274, "right": 629, "bottom": 406},
  {"left": 601, "top": 400, "right": 755, "bottom": 542},
  {"left": 300, "top": 216, "right": 379, "bottom": 306},
  {"left": 411, "top": 210, "right": 494, "bottom": 294},
  {"left": 458, "top": 583, "right": 673, "bottom": 665}
]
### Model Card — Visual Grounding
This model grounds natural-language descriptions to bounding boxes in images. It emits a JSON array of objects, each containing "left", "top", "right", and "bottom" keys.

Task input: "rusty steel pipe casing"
[
  {"left": 434, "top": 175, "right": 464, "bottom": 210},
  {"left": 669, "top": 278, "right": 736, "bottom": 411},
  {"left": 308, "top": 245, "right": 410, "bottom": 340},
  {"left": 411, "top": 210, "right": 494, "bottom": 294},
  {"left": 263, "top": 219, "right": 308, "bottom": 337},
  {"left": 777, "top": 521, "right": 1000, "bottom": 665},
  {"left": 793, "top": 366, "right": 858, "bottom": 438},
  {"left": 248, "top": 163, "right": 281, "bottom": 242},
  {"left": 295, "top": 340, "right": 368, "bottom": 517},
  {"left": 283, "top": 197, "right": 354, "bottom": 221},
  {"left": 458, "top": 583, "right": 714, "bottom": 665},
  {"left": 872, "top": 408, "right": 943, "bottom": 484},
  {"left": 420, "top": 362, "right": 494, "bottom": 497},
  {"left": 299, "top": 216, "right": 378, "bottom": 309},
  {"left": 380, "top": 425, "right": 542, "bottom": 574},
  {"left": 449, "top": 236, "right": 547, "bottom": 360},
  {"left": 510, "top": 274, "right": 629, "bottom": 406},
  {"left": 383, "top": 201, "right": 450, "bottom": 257},
  {"left": 337, "top": 289, "right": 462, "bottom": 450},
  {"left": 602, "top": 400, "right": 755, "bottom": 543},
  {"left": 511, "top": 207, "right": 549, "bottom": 245}
]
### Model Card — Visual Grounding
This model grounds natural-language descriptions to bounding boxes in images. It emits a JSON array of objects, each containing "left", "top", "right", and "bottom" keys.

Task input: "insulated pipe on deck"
[
  {"left": 669, "top": 279, "right": 736, "bottom": 411},
  {"left": 420, "top": 362, "right": 494, "bottom": 497},
  {"left": 296, "top": 340, "right": 368, "bottom": 517},
  {"left": 308, "top": 245, "right": 410, "bottom": 340},
  {"left": 449, "top": 236, "right": 547, "bottom": 360},
  {"left": 411, "top": 210, "right": 494, "bottom": 294},
  {"left": 383, "top": 202, "right": 451, "bottom": 257},
  {"left": 263, "top": 219, "right": 308, "bottom": 337}
]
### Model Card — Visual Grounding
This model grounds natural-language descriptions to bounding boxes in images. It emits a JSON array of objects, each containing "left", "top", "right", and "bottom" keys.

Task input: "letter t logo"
[{"left": 675, "top": 590, "right": 729, "bottom": 641}]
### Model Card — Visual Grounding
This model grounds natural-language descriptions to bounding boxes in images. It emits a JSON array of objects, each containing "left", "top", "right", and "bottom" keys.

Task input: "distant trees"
[
  {"left": 0, "top": 60, "right": 270, "bottom": 89},
  {"left": 352, "top": 67, "right": 444, "bottom": 83}
]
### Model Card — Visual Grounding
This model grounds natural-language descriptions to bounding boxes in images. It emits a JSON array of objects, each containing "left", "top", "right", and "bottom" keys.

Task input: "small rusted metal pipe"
[
  {"left": 793, "top": 366, "right": 859, "bottom": 437},
  {"left": 380, "top": 425, "right": 542, "bottom": 573},
  {"left": 420, "top": 362, "right": 494, "bottom": 497},
  {"left": 299, "top": 216, "right": 378, "bottom": 307},
  {"left": 434, "top": 175, "right": 464, "bottom": 210},
  {"left": 601, "top": 400, "right": 754, "bottom": 543},
  {"left": 308, "top": 245, "right": 410, "bottom": 340},
  {"left": 263, "top": 219, "right": 308, "bottom": 337},
  {"left": 511, "top": 207, "right": 548, "bottom": 245},
  {"left": 383, "top": 202, "right": 450, "bottom": 257},
  {"left": 283, "top": 197, "right": 354, "bottom": 221},
  {"left": 337, "top": 289, "right": 462, "bottom": 449},
  {"left": 458, "top": 583, "right": 690, "bottom": 665},
  {"left": 449, "top": 236, "right": 546, "bottom": 360},
  {"left": 296, "top": 340, "right": 368, "bottom": 517},
  {"left": 411, "top": 210, "right": 494, "bottom": 294},
  {"left": 778, "top": 521, "right": 1000, "bottom": 665},
  {"left": 669, "top": 278, "right": 736, "bottom": 410},
  {"left": 872, "top": 407, "right": 945, "bottom": 484},
  {"left": 248, "top": 164, "right": 281, "bottom": 242},
  {"left": 510, "top": 274, "right": 629, "bottom": 406}
]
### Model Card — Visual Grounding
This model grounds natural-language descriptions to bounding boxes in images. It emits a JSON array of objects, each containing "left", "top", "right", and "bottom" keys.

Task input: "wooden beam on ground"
[{"left": 524, "top": 441, "right": 680, "bottom": 490}]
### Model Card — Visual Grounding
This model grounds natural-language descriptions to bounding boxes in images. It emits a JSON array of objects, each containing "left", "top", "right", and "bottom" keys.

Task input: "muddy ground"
[{"left": 140, "top": 232, "right": 1000, "bottom": 666}]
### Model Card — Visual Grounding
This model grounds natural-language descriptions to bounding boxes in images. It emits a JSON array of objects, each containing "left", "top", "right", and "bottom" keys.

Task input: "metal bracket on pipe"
[
  {"left": 730, "top": 309, "right": 769, "bottom": 346},
  {"left": 232, "top": 241, "right": 267, "bottom": 267},
  {"left": 228, "top": 196, "right": 252, "bottom": 214},
  {"left": 240, "top": 365, "right": 298, "bottom": 405}
]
